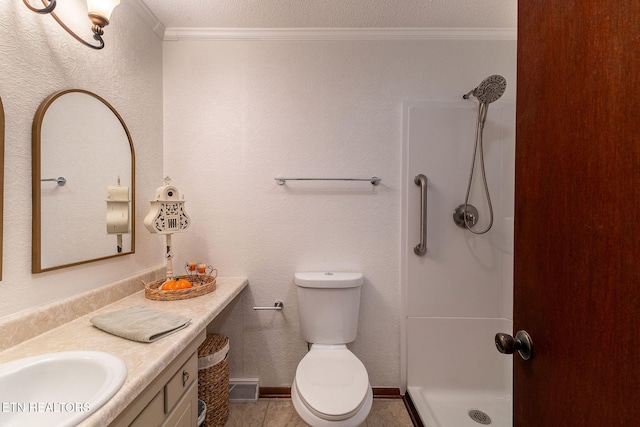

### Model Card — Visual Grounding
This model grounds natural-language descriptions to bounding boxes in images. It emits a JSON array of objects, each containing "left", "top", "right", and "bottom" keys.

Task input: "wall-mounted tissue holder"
[{"left": 253, "top": 301, "right": 284, "bottom": 311}]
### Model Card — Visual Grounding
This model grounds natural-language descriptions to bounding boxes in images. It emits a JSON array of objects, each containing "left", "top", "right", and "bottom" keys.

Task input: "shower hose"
[{"left": 463, "top": 102, "right": 494, "bottom": 234}]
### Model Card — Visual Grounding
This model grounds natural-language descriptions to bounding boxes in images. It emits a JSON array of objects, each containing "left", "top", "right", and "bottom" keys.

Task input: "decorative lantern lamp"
[
  {"left": 106, "top": 176, "right": 130, "bottom": 253},
  {"left": 144, "top": 176, "right": 191, "bottom": 279}
]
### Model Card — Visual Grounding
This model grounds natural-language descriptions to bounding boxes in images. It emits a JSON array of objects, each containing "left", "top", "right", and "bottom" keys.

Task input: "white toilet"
[{"left": 291, "top": 272, "right": 373, "bottom": 427}]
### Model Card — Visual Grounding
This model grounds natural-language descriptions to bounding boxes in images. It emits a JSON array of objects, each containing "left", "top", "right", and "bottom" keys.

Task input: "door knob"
[{"left": 495, "top": 330, "right": 533, "bottom": 360}]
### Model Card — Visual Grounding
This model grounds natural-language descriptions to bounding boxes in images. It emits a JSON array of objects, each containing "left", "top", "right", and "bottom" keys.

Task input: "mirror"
[{"left": 32, "top": 89, "right": 135, "bottom": 273}]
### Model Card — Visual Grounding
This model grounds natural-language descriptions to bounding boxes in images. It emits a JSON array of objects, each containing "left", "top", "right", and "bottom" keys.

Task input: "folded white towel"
[{"left": 90, "top": 305, "right": 191, "bottom": 343}]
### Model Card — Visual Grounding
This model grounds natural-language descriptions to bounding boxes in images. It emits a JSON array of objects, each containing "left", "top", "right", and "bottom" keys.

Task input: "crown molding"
[
  {"left": 128, "top": 0, "right": 166, "bottom": 40},
  {"left": 163, "top": 27, "right": 517, "bottom": 42},
  {"left": 123, "top": 3, "right": 517, "bottom": 43}
]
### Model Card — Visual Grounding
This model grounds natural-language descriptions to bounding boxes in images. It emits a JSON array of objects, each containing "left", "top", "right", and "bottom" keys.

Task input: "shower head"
[{"left": 463, "top": 75, "right": 507, "bottom": 104}]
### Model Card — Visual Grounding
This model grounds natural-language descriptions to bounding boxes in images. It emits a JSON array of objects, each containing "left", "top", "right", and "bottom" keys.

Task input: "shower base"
[
  {"left": 406, "top": 317, "right": 513, "bottom": 427},
  {"left": 408, "top": 387, "right": 511, "bottom": 427}
]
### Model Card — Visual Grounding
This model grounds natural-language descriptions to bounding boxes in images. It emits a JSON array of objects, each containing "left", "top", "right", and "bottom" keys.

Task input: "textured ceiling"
[{"left": 140, "top": 0, "right": 517, "bottom": 29}]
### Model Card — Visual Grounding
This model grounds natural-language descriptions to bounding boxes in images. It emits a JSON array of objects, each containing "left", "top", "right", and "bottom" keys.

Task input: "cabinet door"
[
  {"left": 130, "top": 390, "right": 164, "bottom": 427},
  {"left": 165, "top": 353, "right": 197, "bottom": 413},
  {"left": 162, "top": 382, "right": 198, "bottom": 427}
]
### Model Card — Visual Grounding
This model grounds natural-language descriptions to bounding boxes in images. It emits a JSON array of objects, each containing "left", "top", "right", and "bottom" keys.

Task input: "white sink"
[{"left": 0, "top": 351, "right": 127, "bottom": 426}]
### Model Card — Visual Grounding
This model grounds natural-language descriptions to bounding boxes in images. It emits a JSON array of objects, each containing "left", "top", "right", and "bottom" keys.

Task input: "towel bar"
[
  {"left": 41, "top": 176, "right": 66, "bottom": 186},
  {"left": 275, "top": 177, "right": 381, "bottom": 186}
]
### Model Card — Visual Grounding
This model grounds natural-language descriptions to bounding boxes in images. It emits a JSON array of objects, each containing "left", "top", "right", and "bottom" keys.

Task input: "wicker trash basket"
[{"left": 198, "top": 333, "right": 230, "bottom": 427}]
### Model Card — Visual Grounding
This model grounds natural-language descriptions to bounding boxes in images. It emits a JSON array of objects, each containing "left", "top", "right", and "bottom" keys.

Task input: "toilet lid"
[{"left": 295, "top": 347, "right": 369, "bottom": 420}]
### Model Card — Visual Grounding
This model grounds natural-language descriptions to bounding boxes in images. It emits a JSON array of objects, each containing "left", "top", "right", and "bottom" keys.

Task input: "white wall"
[
  {"left": 163, "top": 35, "right": 516, "bottom": 388},
  {"left": 0, "top": 0, "right": 165, "bottom": 317}
]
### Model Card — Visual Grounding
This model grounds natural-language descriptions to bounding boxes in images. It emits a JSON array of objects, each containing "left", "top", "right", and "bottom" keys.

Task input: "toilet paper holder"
[{"left": 253, "top": 301, "right": 284, "bottom": 311}]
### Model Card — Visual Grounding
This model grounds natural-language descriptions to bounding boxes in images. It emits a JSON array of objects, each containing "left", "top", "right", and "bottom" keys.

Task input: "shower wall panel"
[{"left": 403, "top": 102, "right": 515, "bottom": 320}]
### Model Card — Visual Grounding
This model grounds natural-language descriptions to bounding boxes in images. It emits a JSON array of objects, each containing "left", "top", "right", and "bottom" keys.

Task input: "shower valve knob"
[
  {"left": 453, "top": 204, "right": 479, "bottom": 229},
  {"left": 495, "top": 330, "right": 533, "bottom": 360}
]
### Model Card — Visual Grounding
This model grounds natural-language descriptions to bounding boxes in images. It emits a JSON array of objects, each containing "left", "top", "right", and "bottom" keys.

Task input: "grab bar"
[
  {"left": 253, "top": 301, "right": 284, "bottom": 311},
  {"left": 275, "top": 177, "right": 381, "bottom": 186},
  {"left": 414, "top": 174, "right": 427, "bottom": 256}
]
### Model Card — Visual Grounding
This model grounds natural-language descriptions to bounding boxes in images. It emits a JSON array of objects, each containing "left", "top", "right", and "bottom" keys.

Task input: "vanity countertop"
[{"left": 0, "top": 276, "right": 248, "bottom": 427}]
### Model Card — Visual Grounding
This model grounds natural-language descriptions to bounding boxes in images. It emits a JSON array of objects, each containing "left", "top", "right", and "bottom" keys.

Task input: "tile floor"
[{"left": 223, "top": 398, "right": 414, "bottom": 427}]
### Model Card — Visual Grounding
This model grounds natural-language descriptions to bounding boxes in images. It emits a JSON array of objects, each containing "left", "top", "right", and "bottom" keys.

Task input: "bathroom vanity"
[
  {"left": 110, "top": 331, "right": 203, "bottom": 427},
  {"left": 0, "top": 273, "right": 247, "bottom": 427}
]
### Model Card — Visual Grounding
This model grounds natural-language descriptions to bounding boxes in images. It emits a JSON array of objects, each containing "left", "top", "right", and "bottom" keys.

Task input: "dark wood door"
[{"left": 514, "top": 1, "right": 640, "bottom": 425}]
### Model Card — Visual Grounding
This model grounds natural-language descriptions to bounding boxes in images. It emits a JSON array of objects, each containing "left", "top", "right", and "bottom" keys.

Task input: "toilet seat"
[{"left": 295, "top": 345, "right": 369, "bottom": 421}]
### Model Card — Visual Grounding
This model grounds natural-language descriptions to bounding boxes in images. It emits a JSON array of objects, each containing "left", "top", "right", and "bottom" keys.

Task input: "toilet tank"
[{"left": 294, "top": 272, "right": 363, "bottom": 344}]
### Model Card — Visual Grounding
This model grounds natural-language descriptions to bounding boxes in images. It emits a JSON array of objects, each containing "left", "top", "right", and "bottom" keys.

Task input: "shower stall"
[{"left": 401, "top": 95, "right": 515, "bottom": 426}]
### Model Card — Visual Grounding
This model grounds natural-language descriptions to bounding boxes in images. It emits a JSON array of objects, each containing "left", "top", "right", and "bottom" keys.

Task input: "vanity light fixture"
[{"left": 23, "top": 0, "right": 120, "bottom": 50}]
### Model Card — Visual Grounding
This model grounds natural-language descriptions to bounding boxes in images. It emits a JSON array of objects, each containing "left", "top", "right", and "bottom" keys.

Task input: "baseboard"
[
  {"left": 403, "top": 390, "right": 425, "bottom": 427},
  {"left": 259, "top": 387, "right": 403, "bottom": 399},
  {"left": 259, "top": 387, "right": 292, "bottom": 398}
]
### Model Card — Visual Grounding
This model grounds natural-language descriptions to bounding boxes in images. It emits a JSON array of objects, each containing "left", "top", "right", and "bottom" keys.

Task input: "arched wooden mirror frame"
[
  {"left": 0, "top": 97, "right": 4, "bottom": 280},
  {"left": 32, "top": 89, "right": 135, "bottom": 273}
]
